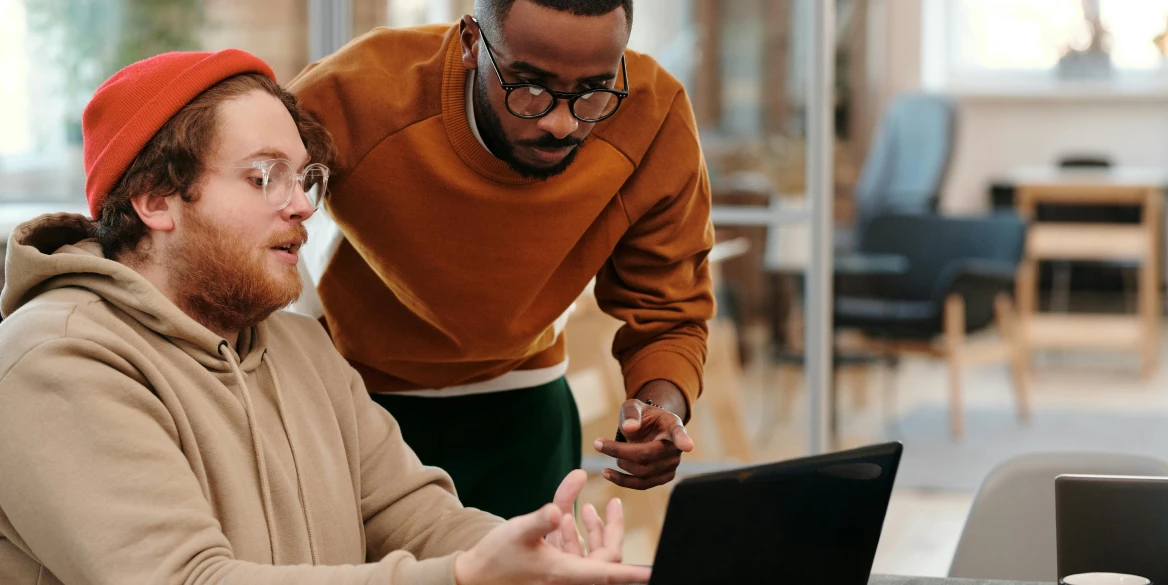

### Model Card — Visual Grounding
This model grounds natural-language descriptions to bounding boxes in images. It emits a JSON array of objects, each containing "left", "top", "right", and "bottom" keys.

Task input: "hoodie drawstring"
[
  {"left": 263, "top": 352, "right": 319, "bottom": 565},
  {"left": 219, "top": 340, "right": 281, "bottom": 565}
]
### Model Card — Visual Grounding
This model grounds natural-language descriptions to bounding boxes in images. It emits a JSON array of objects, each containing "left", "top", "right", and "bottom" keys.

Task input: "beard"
[
  {"left": 168, "top": 207, "right": 307, "bottom": 336},
  {"left": 474, "top": 70, "right": 585, "bottom": 180}
]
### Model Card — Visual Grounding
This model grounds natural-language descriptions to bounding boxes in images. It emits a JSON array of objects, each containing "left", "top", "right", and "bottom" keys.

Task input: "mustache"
[
  {"left": 516, "top": 135, "right": 585, "bottom": 149},
  {"left": 264, "top": 225, "right": 308, "bottom": 248}
]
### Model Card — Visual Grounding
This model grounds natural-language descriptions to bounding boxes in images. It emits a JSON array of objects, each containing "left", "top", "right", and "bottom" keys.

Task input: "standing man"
[{"left": 290, "top": 0, "right": 714, "bottom": 518}]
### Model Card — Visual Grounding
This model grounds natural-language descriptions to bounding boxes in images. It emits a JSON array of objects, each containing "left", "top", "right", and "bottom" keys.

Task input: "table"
[
  {"left": 1007, "top": 166, "right": 1166, "bottom": 377},
  {"left": 871, "top": 576, "right": 1046, "bottom": 585}
]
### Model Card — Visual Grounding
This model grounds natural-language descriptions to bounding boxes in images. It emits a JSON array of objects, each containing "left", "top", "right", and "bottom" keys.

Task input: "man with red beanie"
[{"left": 0, "top": 49, "right": 649, "bottom": 585}]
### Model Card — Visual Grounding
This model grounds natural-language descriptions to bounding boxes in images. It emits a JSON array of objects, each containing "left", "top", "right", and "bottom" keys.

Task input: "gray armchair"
[
  {"left": 841, "top": 92, "right": 957, "bottom": 251},
  {"left": 834, "top": 213, "right": 1030, "bottom": 438}
]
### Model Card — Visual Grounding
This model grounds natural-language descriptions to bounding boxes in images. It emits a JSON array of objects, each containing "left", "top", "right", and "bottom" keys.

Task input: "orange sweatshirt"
[{"left": 289, "top": 24, "right": 714, "bottom": 408}]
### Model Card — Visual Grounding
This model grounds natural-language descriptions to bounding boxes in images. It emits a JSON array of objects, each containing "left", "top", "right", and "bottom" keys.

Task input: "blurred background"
[{"left": 7, "top": 0, "right": 1168, "bottom": 577}]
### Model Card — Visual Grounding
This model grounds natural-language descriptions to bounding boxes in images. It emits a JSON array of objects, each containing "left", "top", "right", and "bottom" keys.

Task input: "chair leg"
[
  {"left": 944, "top": 294, "right": 966, "bottom": 439},
  {"left": 881, "top": 354, "right": 901, "bottom": 438},
  {"left": 755, "top": 362, "right": 802, "bottom": 448},
  {"left": 846, "top": 365, "right": 871, "bottom": 410},
  {"left": 1052, "top": 261, "right": 1072, "bottom": 312},
  {"left": 1124, "top": 266, "right": 1138, "bottom": 313},
  {"left": 995, "top": 293, "right": 1032, "bottom": 423},
  {"left": 779, "top": 363, "right": 802, "bottom": 421}
]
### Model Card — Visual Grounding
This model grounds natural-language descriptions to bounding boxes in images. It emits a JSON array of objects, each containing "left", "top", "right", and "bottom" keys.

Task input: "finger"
[
  {"left": 582, "top": 502, "right": 605, "bottom": 554},
  {"left": 544, "top": 528, "right": 563, "bottom": 550},
  {"left": 513, "top": 503, "right": 561, "bottom": 543},
  {"left": 602, "top": 468, "right": 677, "bottom": 490},
  {"left": 552, "top": 556, "right": 652, "bottom": 585},
  {"left": 594, "top": 438, "right": 677, "bottom": 464},
  {"left": 602, "top": 498, "right": 625, "bottom": 562},
  {"left": 619, "top": 400, "right": 643, "bottom": 433},
  {"left": 668, "top": 423, "right": 695, "bottom": 453},
  {"left": 559, "top": 512, "right": 584, "bottom": 556},
  {"left": 552, "top": 469, "right": 588, "bottom": 515},
  {"left": 616, "top": 454, "right": 681, "bottom": 478}
]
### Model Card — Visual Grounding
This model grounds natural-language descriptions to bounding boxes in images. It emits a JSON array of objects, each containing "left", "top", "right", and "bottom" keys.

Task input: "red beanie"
[{"left": 82, "top": 49, "right": 277, "bottom": 218}]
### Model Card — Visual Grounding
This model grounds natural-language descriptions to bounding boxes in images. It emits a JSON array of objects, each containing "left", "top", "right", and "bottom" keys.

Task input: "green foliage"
[{"left": 26, "top": 0, "right": 204, "bottom": 117}]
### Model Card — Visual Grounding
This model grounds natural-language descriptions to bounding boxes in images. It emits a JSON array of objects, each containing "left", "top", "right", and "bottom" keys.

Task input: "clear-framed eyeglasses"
[{"left": 230, "top": 159, "right": 330, "bottom": 210}]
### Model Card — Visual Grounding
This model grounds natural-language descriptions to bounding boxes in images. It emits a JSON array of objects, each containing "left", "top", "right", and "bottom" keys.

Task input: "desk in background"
[{"left": 1003, "top": 166, "right": 1165, "bottom": 377}]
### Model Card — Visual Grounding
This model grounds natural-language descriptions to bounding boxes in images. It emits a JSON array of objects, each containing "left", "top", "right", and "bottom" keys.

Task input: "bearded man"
[{"left": 0, "top": 49, "right": 648, "bottom": 585}]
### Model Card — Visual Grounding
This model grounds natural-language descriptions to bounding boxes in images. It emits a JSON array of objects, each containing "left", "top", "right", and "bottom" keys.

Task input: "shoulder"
[
  {"left": 0, "top": 289, "right": 114, "bottom": 366},
  {"left": 265, "top": 310, "right": 332, "bottom": 343},
  {"left": 288, "top": 23, "right": 459, "bottom": 178},
  {"left": 0, "top": 290, "right": 156, "bottom": 393},
  {"left": 590, "top": 49, "right": 697, "bottom": 166},
  {"left": 263, "top": 311, "right": 351, "bottom": 374}
]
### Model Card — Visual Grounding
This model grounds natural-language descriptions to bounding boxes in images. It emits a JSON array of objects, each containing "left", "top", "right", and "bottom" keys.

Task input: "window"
[
  {"left": 0, "top": 0, "right": 310, "bottom": 206},
  {"left": 925, "top": 0, "right": 1168, "bottom": 91}
]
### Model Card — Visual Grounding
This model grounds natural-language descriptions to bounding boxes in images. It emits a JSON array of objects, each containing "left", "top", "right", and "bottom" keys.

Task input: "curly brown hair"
[{"left": 92, "top": 73, "right": 336, "bottom": 260}]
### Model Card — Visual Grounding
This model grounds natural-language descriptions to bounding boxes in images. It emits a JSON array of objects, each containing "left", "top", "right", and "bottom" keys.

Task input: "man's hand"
[
  {"left": 454, "top": 502, "right": 650, "bottom": 585},
  {"left": 544, "top": 469, "right": 587, "bottom": 551},
  {"left": 593, "top": 380, "right": 695, "bottom": 489}
]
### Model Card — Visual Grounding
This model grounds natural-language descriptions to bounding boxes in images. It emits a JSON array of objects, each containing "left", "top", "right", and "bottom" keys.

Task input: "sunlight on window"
[
  {"left": 955, "top": 0, "right": 1082, "bottom": 71},
  {"left": 1101, "top": 0, "right": 1168, "bottom": 69},
  {"left": 952, "top": 0, "right": 1168, "bottom": 72},
  {"left": 0, "top": 0, "right": 31, "bottom": 156}
]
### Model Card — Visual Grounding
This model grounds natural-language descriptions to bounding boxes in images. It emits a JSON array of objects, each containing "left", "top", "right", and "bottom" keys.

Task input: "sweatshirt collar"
[{"left": 441, "top": 32, "right": 540, "bottom": 186}]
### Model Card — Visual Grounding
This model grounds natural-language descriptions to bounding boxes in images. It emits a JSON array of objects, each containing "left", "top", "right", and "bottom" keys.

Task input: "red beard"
[{"left": 170, "top": 207, "right": 307, "bottom": 335}]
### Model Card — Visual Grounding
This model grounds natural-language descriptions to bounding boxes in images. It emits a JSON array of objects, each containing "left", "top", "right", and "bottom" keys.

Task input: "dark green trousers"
[{"left": 371, "top": 376, "right": 582, "bottom": 519}]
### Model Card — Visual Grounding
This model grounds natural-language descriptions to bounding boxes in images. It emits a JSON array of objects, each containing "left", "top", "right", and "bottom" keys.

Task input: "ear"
[
  {"left": 459, "top": 15, "right": 480, "bottom": 71},
  {"left": 129, "top": 192, "right": 176, "bottom": 233}
]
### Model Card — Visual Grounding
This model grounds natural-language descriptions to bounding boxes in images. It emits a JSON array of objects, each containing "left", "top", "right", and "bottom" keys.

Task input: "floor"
[{"left": 586, "top": 318, "right": 1168, "bottom": 576}]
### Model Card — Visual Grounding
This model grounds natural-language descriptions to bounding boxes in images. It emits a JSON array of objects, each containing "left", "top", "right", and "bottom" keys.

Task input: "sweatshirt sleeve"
[
  {"left": 350, "top": 364, "right": 504, "bottom": 560},
  {"left": 0, "top": 337, "right": 461, "bottom": 585},
  {"left": 593, "top": 89, "right": 716, "bottom": 416}
]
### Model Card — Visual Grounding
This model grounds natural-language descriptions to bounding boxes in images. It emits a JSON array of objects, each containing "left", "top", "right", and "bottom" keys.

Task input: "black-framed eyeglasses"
[{"left": 476, "top": 25, "right": 629, "bottom": 123}]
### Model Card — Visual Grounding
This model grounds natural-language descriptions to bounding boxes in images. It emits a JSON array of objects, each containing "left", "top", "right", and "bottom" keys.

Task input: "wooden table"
[{"left": 1009, "top": 166, "right": 1165, "bottom": 377}]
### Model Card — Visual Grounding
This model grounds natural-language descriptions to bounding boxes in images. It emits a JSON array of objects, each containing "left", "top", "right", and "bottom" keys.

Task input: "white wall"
[
  {"left": 945, "top": 99, "right": 1168, "bottom": 212},
  {"left": 874, "top": 0, "right": 1168, "bottom": 214}
]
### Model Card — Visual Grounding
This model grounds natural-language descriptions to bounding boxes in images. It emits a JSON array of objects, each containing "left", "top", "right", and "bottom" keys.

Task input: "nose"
[
  {"left": 535, "top": 98, "right": 578, "bottom": 140},
  {"left": 280, "top": 181, "right": 315, "bottom": 223}
]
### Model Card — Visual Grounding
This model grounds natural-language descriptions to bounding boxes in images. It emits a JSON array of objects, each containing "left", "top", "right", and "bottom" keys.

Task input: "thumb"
[
  {"left": 513, "top": 504, "right": 562, "bottom": 543},
  {"left": 620, "top": 400, "right": 644, "bottom": 432},
  {"left": 670, "top": 423, "right": 695, "bottom": 452}
]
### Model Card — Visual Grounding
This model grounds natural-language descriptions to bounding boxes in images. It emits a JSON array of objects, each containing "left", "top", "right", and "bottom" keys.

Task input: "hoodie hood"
[{"left": 1, "top": 212, "right": 266, "bottom": 371}]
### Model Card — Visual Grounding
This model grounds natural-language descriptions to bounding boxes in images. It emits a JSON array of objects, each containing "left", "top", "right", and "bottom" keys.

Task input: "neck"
[
  {"left": 124, "top": 253, "right": 240, "bottom": 349},
  {"left": 469, "top": 76, "right": 500, "bottom": 160}
]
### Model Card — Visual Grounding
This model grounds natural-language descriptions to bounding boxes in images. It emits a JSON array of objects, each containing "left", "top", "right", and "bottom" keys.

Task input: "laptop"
[
  {"left": 648, "top": 442, "right": 902, "bottom": 585},
  {"left": 1056, "top": 474, "right": 1168, "bottom": 584}
]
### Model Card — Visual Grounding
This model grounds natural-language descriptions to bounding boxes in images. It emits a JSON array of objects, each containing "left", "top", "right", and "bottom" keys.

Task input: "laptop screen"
[{"left": 648, "top": 442, "right": 902, "bottom": 585}]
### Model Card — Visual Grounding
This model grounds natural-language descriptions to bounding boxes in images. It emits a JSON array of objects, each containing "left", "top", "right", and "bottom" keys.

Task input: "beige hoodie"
[{"left": 0, "top": 213, "right": 502, "bottom": 585}]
